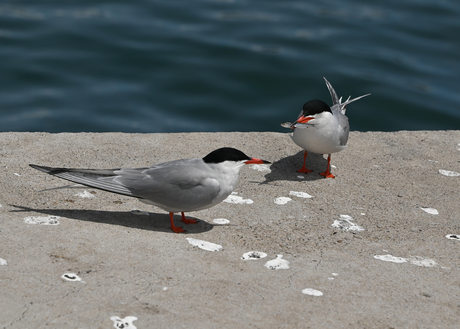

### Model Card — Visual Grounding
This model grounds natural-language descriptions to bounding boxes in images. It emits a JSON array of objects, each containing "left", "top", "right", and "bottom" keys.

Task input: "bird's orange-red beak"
[
  {"left": 245, "top": 158, "right": 271, "bottom": 164},
  {"left": 296, "top": 115, "right": 314, "bottom": 124}
]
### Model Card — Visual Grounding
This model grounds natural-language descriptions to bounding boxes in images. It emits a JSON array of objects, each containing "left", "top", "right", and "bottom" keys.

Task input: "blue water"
[{"left": 1, "top": 0, "right": 459, "bottom": 133}]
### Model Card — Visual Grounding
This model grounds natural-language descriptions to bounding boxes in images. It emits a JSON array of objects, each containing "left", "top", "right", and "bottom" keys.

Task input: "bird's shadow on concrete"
[
  {"left": 261, "top": 151, "right": 328, "bottom": 184},
  {"left": 9, "top": 205, "right": 213, "bottom": 234}
]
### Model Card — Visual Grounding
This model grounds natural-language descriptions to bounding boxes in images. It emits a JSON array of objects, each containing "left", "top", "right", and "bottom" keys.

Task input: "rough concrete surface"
[{"left": 0, "top": 131, "right": 459, "bottom": 329}]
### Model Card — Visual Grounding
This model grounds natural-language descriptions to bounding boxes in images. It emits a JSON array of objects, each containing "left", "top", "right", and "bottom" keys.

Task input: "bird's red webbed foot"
[
  {"left": 319, "top": 154, "right": 335, "bottom": 179},
  {"left": 171, "top": 225, "right": 185, "bottom": 233},
  {"left": 297, "top": 166, "right": 313, "bottom": 174},
  {"left": 169, "top": 212, "right": 185, "bottom": 233},
  {"left": 180, "top": 212, "right": 198, "bottom": 225},
  {"left": 297, "top": 150, "right": 313, "bottom": 173},
  {"left": 319, "top": 170, "right": 335, "bottom": 179}
]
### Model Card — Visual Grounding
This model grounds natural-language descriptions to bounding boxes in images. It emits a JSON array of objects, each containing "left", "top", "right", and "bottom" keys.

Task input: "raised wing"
[{"left": 323, "top": 77, "right": 370, "bottom": 114}]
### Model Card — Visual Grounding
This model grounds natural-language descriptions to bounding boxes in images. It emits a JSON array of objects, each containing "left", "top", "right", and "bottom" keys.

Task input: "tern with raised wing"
[{"left": 281, "top": 77, "right": 370, "bottom": 178}]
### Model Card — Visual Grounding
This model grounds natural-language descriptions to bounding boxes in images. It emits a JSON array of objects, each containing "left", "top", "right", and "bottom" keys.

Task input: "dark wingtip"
[
  {"left": 30, "top": 164, "right": 49, "bottom": 172},
  {"left": 29, "top": 164, "right": 65, "bottom": 175}
]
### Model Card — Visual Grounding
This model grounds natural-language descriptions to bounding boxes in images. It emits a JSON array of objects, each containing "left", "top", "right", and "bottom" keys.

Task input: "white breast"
[{"left": 291, "top": 111, "right": 348, "bottom": 154}]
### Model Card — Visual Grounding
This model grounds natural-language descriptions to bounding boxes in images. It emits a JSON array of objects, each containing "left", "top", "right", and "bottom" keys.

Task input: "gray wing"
[
  {"left": 114, "top": 159, "right": 222, "bottom": 209},
  {"left": 339, "top": 119, "right": 350, "bottom": 146},
  {"left": 331, "top": 106, "right": 350, "bottom": 146},
  {"left": 30, "top": 160, "right": 222, "bottom": 210},
  {"left": 324, "top": 77, "right": 370, "bottom": 114},
  {"left": 29, "top": 164, "right": 142, "bottom": 197},
  {"left": 323, "top": 77, "right": 340, "bottom": 107}
]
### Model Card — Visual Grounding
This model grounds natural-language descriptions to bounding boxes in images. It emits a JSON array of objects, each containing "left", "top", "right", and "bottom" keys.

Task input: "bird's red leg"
[
  {"left": 319, "top": 154, "right": 335, "bottom": 179},
  {"left": 297, "top": 151, "right": 313, "bottom": 173},
  {"left": 180, "top": 212, "right": 197, "bottom": 225},
  {"left": 169, "top": 212, "right": 185, "bottom": 233}
]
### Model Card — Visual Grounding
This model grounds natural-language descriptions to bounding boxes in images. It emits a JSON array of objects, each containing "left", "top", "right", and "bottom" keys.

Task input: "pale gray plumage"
[
  {"left": 281, "top": 77, "right": 370, "bottom": 178},
  {"left": 30, "top": 147, "right": 270, "bottom": 233}
]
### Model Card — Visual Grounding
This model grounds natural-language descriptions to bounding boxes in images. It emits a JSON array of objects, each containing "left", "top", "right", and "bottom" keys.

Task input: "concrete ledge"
[{"left": 1, "top": 131, "right": 459, "bottom": 328}]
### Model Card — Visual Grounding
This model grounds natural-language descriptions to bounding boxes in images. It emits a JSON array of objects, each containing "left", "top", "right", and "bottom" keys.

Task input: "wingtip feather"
[{"left": 29, "top": 164, "right": 67, "bottom": 175}]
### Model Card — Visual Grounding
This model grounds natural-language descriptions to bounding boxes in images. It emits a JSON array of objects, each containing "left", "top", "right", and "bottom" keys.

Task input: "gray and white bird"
[
  {"left": 281, "top": 77, "right": 370, "bottom": 178},
  {"left": 30, "top": 147, "right": 270, "bottom": 233}
]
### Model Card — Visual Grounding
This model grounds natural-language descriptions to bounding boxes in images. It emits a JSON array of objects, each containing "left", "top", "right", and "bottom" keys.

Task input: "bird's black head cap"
[
  {"left": 203, "top": 147, "right": 251, "bottom": 164},
  {"left": 302, "top": 99, "right": 331, "bottom": 116}
]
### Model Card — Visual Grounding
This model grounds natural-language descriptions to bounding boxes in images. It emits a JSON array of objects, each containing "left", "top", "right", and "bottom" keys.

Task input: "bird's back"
[{"left": 111, "top": 159, "right": 226, "bottom": 213}]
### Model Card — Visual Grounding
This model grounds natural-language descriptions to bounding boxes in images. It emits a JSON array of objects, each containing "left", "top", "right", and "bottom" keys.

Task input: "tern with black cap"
[
  {"left": 282, "top": 77, "right": 370, "bottom": 178},
  {"left": 30, "top": 147, "right": 270, "bottom": 233}
]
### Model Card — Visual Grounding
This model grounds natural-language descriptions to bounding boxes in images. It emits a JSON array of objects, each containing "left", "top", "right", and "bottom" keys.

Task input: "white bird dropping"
[
  {"left": 289, "top": 191, "right": 313, "bottom": 198},
  {"left": 213, "top": 218, "right": 230, "bottom": 225},
  {"left": 111, "top": 316, "right": 138, "bottom": 329},
  {"left": 446, "top": 234, "right": 460, "bottom": 240},
  {"left": 420, "top": 207, "right": 439, "bottom": 215},
  {"left": 409, "top": 257, "right": 437, "bottom": 267},
  {"left": 224, "top": 192, "right": 254, "bottom": 204},
  {"left": 24, "top": 216, "right": 60, "bottom": 225},
  {"left": 302, "top": 288, "right": 323, "bottom": 296},
  {"left": 264, "top": 255, "right": 290, "bottom": 270},
  {"left": 374, "top": 254, "right": 408, "bottom": 263},
  {"left": 331, "top": 215, "right": 364, "bottom": 232},
  {"left": 274, "top": 197, "right": 292, "bottom": 205},
  {"left": 61, "top": 273, "right": 82, "bottom": 282},
  {"left": 186, "top": 238, "right": 222, "bottom": 252},
  {"left": 438, "top": 169, "right": 460, "bottom": 177},
  {"left": 241, "top": 251, "right": 267, "bottom": 260}
]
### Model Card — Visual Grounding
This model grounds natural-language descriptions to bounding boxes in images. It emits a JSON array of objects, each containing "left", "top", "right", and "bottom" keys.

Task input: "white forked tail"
[{"left": 323, "top": 77, "right": 370, "bottom": 114}]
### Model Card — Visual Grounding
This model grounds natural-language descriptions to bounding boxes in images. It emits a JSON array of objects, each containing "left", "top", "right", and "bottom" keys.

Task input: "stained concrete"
[{"left": 1, "top": 131, "right": 459, "bottom": 328}]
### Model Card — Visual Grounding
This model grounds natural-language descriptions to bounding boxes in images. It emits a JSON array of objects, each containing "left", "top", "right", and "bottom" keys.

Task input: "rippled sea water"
[{"left": 1, "top": 0, "right": 459, "bottom": 133}]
